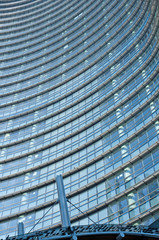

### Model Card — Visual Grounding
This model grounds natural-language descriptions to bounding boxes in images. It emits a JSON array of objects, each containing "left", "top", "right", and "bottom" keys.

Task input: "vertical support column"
[
  {"left": 116, "top": 232, "right": 125, "bottom": 240},
  {"left": 56, "top": 175, "right": 71, "bottom": 229},
  {"left": 18, "top": 222, "right": 24, "bottom": 235}
]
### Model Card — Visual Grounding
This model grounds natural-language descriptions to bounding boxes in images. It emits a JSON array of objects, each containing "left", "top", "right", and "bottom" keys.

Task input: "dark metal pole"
[
  {"left": 56, "top": 175, "right": 71, "bottom": 229},
  {"left": 18, "top": 222, "right": 24, "bottom": 235},
  {"left": 116, "top": 232, "right": 125, "bottom": 240}
]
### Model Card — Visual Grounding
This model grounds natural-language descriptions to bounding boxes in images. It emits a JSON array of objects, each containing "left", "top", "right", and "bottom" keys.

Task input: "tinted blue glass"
[{"left": 0, "top": 0, "right": 158, "bottom": 237}]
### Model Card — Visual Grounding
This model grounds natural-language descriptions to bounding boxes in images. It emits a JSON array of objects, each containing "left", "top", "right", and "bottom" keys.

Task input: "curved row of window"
[
  {"left": 0, "top": 0, "right": 101, "bottom": 46},
  {"left": 0, "top": 38, "right": 158, "bottom": 146},
  {"left": 0, "top": 0, "right": 78, "bottom": 26},
  {"left": 0, "top": 0, "right": 50, "bottom": 13},
  {"left": 0, "top": 21, "right": 157, "bottom": 133},
  {"left": 0, "top": 53, "right": 158, "bottom": 141},
  {"left": 1, "top": 116, "right": 158, "bottom": 198},
  {"left": 0, "top": 1, "right": 142, "bottom": 101},
  {"left": 0, "top": 174, "right": 158, "bottom": 236},
  {"left": 0, "top": 144, "right": 158, "bottom": 217},
  {"left": 0, "top": 85, "right": 158, "bottom": 183},
  {"left": 0, "top": 20, "right": 157, "bottom": 131},
  {"left": 0, "top": 0, "right": 137, "bottom": 70},
  {"left": 0, "top": 0, "right": 158, "bottom": 237},
  {"left": 0, "top": 0, "right": 145, "bottom": 88},
  {"left": 0, "top": 88, "right": 158, "bottom": 175},
  {"left": 0, "top": 13, "right": 156, "bottom": 112},
  {"left": 0, "top": 67, "right": 158, "bottom": 161},
  {"left": 71, "top": 178, "right": 159, "bottom": 226}
]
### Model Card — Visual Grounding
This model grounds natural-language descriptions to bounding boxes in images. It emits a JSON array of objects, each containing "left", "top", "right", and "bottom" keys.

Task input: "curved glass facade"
[{"left": 0, "top": 0, "right": 158, "bottom": 237}]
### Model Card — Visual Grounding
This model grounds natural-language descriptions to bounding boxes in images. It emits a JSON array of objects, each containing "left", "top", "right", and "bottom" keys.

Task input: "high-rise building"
[{"left": 0, "top": 0, "right": 158, "bottom": 238}]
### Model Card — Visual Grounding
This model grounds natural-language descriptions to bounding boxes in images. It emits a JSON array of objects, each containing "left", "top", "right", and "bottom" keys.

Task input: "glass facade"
[{"left": 0, "top": 0, "right": 158, "bottom": 237}]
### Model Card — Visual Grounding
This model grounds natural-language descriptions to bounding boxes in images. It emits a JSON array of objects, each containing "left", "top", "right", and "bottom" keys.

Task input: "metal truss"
[{"left": 5, "top": 223, "right": 159, "bottom": 240}]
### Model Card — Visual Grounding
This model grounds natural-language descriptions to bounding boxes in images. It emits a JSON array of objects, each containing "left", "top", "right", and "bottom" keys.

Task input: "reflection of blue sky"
[{"left": 0, "top": 0, "right": 159, "bottom": 237}]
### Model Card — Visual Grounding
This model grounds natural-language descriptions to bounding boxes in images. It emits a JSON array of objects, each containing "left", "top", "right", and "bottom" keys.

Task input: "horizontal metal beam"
[{"left": 5, "top": 224, "right": 159, "bottom": 240}]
